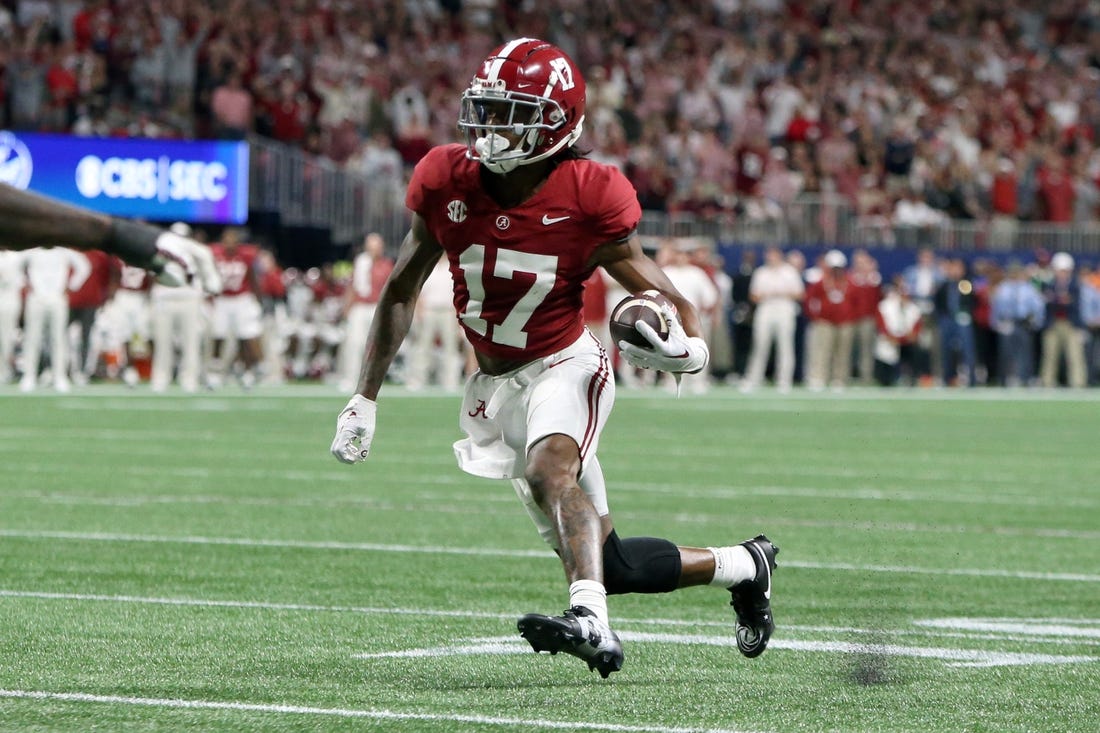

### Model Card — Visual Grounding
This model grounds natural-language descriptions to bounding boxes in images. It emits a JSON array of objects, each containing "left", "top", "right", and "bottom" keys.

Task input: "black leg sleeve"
[{"left": 602, "top": 529, "right": 683, "bottom": 595}]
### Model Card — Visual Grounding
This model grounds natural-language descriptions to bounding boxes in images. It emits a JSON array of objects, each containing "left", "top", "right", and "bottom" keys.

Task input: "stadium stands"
[
  {"left": 3, "top": 1, "right": 1100, "bottom": 390},
  {"left": 5, "top": 0, "right": 1100, "bottom": 235}
]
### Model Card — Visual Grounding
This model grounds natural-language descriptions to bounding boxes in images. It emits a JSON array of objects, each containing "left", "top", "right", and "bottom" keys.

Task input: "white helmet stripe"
[{"left": 485, "top": 37, "right": 538, "bottom": 83}]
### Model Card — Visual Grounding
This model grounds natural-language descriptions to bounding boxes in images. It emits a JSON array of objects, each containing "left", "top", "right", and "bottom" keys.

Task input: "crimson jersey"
[
  {"left": 804, "top": 275, "right": 856, "bottom": 325},
  {"left": 69, "top": 250, "right": 117, "bottom": 309},
  {"left": 407, "top": 144, "right": 641, "bottom": 360},
  {"left": 849, "top": 271, "right": 883, "bottom": 320},
  {"left": 210, "top": 244, "right": 260, "bottom": 296}
]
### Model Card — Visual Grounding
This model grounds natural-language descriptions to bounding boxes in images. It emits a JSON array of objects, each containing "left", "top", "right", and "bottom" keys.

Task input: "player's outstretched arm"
[
  {"left": 0, "top": 183, "right": 221, "bottom": 293},
  {"left": 593, "top": 235, "right": 709, "bottom": 373},
  {"left": 0, "top": 182, "right": 113, "bottom": 251},
  {"left": 331, "top": 214, "right": 442, "bottom": 464}
]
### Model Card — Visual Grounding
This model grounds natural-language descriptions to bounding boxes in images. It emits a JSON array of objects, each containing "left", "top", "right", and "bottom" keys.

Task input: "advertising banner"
[{"left": 0, "top": 131, "right": 249, "bottom": 224}]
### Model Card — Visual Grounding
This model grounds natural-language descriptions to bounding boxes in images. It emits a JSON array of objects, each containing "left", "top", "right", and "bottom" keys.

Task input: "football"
[{"left": 609, "top": 290, "right": 674, "bottom": 347}]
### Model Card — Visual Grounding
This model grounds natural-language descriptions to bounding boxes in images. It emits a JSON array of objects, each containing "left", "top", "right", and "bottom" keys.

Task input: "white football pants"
[
  {"left": 22, "top": 292, "right": 69, "bottom": 383},
  {"left": 151, "top": 293, "right": 205, "bottom": 392},
  {"left": 744, "top": 300, "right": 797, "bottom": 389},
  {"left": 0, "top": 296, "right": 19, "bottom": 381},
  {"left": 339, "top": 302, "right": 377, "bottom": 391},
  {"left": 408, "top": 306, "right": 462, "bottom": 391}
]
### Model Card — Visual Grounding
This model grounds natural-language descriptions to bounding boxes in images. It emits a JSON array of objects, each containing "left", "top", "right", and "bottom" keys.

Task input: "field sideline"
[{"left": 1, "top": 385, "right": 1097, "bottom": 732}]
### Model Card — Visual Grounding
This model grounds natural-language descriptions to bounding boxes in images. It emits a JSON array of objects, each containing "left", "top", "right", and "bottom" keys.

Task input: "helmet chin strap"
[
  {"left": 476, "top": 121, "right": 575, "bottom": 174},
  {"left": 474, "top": 133, "right": 522, "bottom": 174}
]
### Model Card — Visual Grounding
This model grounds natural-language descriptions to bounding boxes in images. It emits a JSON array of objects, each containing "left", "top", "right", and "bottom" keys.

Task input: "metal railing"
[
  {"left": 248, "top": 136, "right": 408, "bottom": 246},
  {"left": 247, "top": 137, "right": 1100, "bottom": 255}
]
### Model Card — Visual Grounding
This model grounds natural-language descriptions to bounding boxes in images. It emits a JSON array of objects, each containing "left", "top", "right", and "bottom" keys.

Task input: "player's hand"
[
  {"left": 331, "top": 394, "right": 377, "bottom": 464},
  {"left": 152, "top": 231, "right": 223, "bottom": 294},
  {"left": 619, "top": 303, "right": 709, "bottom": 374}
]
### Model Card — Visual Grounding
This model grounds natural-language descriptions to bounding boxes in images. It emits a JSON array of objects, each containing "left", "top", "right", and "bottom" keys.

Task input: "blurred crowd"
[
  {"left": 723, "top": 244, "right": 1100, "bottom": 390},
  {"left": 1, "top": 228, "right": 370, "bottom": 392},
  {"left": 3, "top": 231, "right": 1098, "bottom": 394},
  {"left": 6, "top": 0, "right": 1100, "bottom": 231}
]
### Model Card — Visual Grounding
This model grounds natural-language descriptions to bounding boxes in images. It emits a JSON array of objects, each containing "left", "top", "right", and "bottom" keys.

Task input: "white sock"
[
  {"left": 569, "top": 579, "right": 609, "bottom": 625},
  {"left": 708, "top": 545, "right": 756, "bottom": 588}
]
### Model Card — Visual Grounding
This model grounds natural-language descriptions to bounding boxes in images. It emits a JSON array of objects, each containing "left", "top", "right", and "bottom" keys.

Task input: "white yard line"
[
  {"left": 0, "top": 529, "right": 550, "bottom": 558},
  {"left": 781, "top": 559, "right": 1100, "bottom": 583},
  {"left": 0, "top": 690, "right": 757, "bottom": 733},
  {"left": 915, "top": 618, "right": 1100, "bottom": 639},
  {"left": 5, "top": 589, "right": 1099, "bottom": 649},
  {"left": 0, "top": 441, "right": 459, "bottom": 464},
  {"left": 5, "top": 490, "right": 1099, "bottom": 541},
  {"left": 10, "top": 462, "right": 464, "bottom": 484},
  {"left": 0, "top": 589, "right": 516, "bottom": 620},
  {"left": 609, "top": 482, "right": 1100, "bottom": 509},
  {"left": 353, "top": 634, "right": 1097, "bottom": 668},
  {"left": 8, "top": 459, "right": 1095, "bottom": 507},
  {"left": 2, "top": 383, "right": 1095, "bottom": 401},
  {"left": 2, "top": 529, "right": 1099, "bottom": 583}
]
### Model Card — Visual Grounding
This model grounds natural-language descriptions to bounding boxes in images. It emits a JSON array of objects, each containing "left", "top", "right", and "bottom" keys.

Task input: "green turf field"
[{"left": 1, "top": 385, "right": 1098, "bottom": 732}]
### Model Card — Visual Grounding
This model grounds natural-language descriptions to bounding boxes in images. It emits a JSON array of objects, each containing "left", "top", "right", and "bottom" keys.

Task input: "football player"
[
  {"left": 207, "top": 228, "right": 265, "bottom": 389},
  {"left": 101, "top": 261, "right": 154, "bottom": 387},
  {"left": 331, "top": 39, "right": 777, "bottom": 678},
  {"left": 0, "top": 182, "right": 221, "bottom": 295},
  {"left": 338, "top": 233, "right": 395, "bottom": 393}
]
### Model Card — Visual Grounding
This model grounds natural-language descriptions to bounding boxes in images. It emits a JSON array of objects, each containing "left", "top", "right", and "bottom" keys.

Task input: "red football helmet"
[{"left": 458, "top": 38, "right": 586, "bottom": 174}]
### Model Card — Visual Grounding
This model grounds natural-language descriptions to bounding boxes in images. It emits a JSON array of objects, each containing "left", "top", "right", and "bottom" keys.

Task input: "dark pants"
[
  {"left": 938, "top": 317, "right": 976, "bottom": 386},
  {"left": 974, "top": 324, "right": 999, "bottom": 386},
  {"left": 998, "top": 327, "right": 1035, "bottom": 385},
  {"left": 875, "top": 344, "right": 919, "bottom": 386},
  {"left": 731, "top": 320, "right": 754, "bottom": 377},
  {"left": 1089, "top": 328, "right": 1100, "bottom": 386},
  {"left": 68, "top": 306, "right": 99, "bottom": 376}
]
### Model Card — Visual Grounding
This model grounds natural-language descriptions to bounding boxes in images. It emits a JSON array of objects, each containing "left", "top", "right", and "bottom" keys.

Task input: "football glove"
[
  {"left": 331, "top": 394, "right": 377, "bottom": 464},
  {"left": 619, "top": 303, "right": 709, "bottom": 374},
  {"left": 153, "top": 230, "right": 223, "bottom": 294}
]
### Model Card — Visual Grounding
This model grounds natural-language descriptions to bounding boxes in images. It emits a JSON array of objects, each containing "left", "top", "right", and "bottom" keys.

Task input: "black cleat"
[
  {"left": 517, "top": 606, "right": 624, "bottom": 678},
  {"left": 729, "top": 534, "right": 778, "bottom": 658}
]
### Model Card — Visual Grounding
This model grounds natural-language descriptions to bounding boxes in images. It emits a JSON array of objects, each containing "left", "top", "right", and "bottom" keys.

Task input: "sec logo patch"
[{"left": 446, "top": 200, "right": 467, "bottom": 223}]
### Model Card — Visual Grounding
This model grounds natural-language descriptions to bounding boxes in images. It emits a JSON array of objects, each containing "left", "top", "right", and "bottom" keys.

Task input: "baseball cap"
[
  {"left": 824, "top": 249, "right": 848, "bottom": 268},
  {"left": 1051, "top": 251, "right": 1075, "bottom": 271}
]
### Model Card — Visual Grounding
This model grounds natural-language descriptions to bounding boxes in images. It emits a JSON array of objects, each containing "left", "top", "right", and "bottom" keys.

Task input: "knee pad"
[{"left": 602, "top": 530, "right": 682, "bottom": 595}]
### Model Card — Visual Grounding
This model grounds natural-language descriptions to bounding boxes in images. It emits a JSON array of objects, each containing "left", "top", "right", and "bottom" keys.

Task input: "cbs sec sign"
[{"left": 0, "top": 131, "right": 249, "bottom": 224}]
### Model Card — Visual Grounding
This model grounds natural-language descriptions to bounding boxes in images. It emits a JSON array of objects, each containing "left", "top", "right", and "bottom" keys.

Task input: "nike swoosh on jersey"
[{"left": 541, "top": 214, "right": 571, "bottom": 225}]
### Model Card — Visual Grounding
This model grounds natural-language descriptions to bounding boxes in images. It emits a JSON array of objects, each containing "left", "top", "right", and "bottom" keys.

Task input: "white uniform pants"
[
  {"left": 454, "top": 330, "right": 614, "bottom": 550},
  {"left": 22, "top": 292, "right": 69, "bottom": 383},
  {"left": 151, "top": 294, "right": 204, "bottom": 392},
  {"left": 408, "top": 306, "right": 461, "bottom": 390},
  {"left": 744, "top": 300, "right": 797, "bottom": 389},
  {"left": 0, "top": 296, "right": 20, "bottom": 381},
  {"left": 339, "top": 302, "right": 377, "bottom": 391}
]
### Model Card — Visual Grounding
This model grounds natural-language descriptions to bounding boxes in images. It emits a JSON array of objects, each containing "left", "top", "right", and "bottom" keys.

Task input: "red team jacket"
[
  {"left": 406, "top": 144, "right": 641, "bottom": 361},
  {"left": 210, "top": 244, "right": 260, "bottom": 297},
  {"left": 804, "top": 273, "right": 856, "bottom": 325},
  {"left": 351, "top": 257, "right": 394, "bottom": 305},
  {"left": 68, "top": 250, "right": 118, "bottom": 310},
  {"left": 848, "top": 271, "right": 883, "bottom": 321}
]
